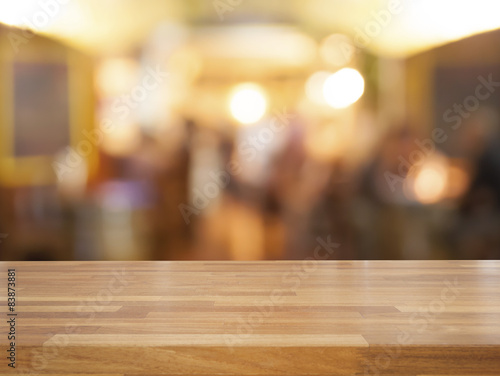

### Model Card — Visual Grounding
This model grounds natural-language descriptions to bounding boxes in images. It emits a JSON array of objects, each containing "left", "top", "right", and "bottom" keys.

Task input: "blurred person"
[
  {"left": 151, "top": 118, "right": 194, "bottom": 259},
  {"left": 454, "top": 107, "right": 500, "bottom": 259},
  {"left": 265, "top": 114, "right": 308, "bottom": 260},
  {"left": 306, "top": 157, "right": 357, "bottom": 259},
  {"left": 267, "top": 116, "right": 356, "bottom": 260},
  {"left": 223, "top": 114, "right": 290, "bottom": 260},
  {"left": 356, "top": 126, "right": 430, "bottom": 259}
]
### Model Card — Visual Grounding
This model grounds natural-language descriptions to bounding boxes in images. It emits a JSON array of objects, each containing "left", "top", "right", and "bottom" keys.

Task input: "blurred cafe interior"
[{"left": 1, "top": 0, "right": 500, "bottom": 261}]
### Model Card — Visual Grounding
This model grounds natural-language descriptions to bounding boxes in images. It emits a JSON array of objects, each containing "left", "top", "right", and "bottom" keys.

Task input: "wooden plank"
[{"left": 0, "top": 260, "right": 499, "bottom": 375}]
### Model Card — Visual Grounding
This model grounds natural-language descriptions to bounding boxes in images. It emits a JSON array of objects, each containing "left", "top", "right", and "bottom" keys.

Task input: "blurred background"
[{"left": 1, "top": 0, "right": 500, "bottom": 261}]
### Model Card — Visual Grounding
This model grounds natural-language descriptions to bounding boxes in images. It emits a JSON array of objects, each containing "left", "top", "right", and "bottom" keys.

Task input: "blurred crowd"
[
  {"left": 2, "top": 14, "right": 500, "bottom": 261},
  {"left": 15, "top": 105, "right": 495, "bottom": 262},
  {"left": 2, "top": 103, "right": 500, "bottom": 261}
]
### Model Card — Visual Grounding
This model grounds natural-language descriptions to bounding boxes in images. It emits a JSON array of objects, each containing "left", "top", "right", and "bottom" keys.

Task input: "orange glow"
[{"left": 411, "top": 156, "right": 449, "bottom": 204}]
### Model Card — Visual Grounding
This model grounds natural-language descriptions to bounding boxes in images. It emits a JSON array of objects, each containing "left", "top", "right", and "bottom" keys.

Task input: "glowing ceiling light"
[
  {"left": 323, "top": 68, "right": 364, "bottom": 109},
  {"left": 407, "top": 0, "right": 500, "bottom": 41},
  {"left": 0, "top": 1, "right": 38, "bottom": 27},
  {"left": 229, "top": 83, "right": 267, "bottom": 124}
]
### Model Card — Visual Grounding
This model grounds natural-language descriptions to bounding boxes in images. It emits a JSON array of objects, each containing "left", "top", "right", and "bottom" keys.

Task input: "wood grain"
[{"left": 1, "top": 260, "right": 499, "bottom": 375}]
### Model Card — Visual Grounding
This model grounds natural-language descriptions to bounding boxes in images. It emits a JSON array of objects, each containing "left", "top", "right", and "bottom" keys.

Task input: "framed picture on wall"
[
  {"left": 13, "top": 63, "right": 70, "bottom": 158},
  {"left": 0, "top": 31, "right": 95, "bottom": 186}
]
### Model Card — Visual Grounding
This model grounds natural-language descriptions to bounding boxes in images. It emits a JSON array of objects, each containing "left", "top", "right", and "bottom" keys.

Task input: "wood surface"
[{"left": 1, "top": 260, "right": 499, "bottom": 375}]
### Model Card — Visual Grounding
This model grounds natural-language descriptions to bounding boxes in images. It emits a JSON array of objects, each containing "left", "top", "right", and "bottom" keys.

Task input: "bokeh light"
[
  {"left": 323, "top": 68, "right": 364, "bottom": 109},
  {"left": 412, "top": 157, "right": 449, "bottom": 204},
  {"left": 229, "top": 83, "right": 267, "bottom": 124}
]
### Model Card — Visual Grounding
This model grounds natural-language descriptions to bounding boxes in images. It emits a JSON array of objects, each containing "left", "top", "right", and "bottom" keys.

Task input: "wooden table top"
[{"left": 1, "top": 260, "right": 499, "bottom": 375}]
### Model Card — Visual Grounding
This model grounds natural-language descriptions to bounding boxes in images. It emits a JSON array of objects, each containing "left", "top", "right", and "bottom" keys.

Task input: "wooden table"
[{"left": 1, "top": 260, "right": 499, "bottom": 375}]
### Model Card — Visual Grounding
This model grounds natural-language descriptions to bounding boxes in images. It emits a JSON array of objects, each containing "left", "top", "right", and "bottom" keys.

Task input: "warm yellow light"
[
  {"left": 229, "top": 83, "right": 267, "bottom": 124},
  {"left": 323, "top": 68, "right": 364, "bottom": 109}
]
